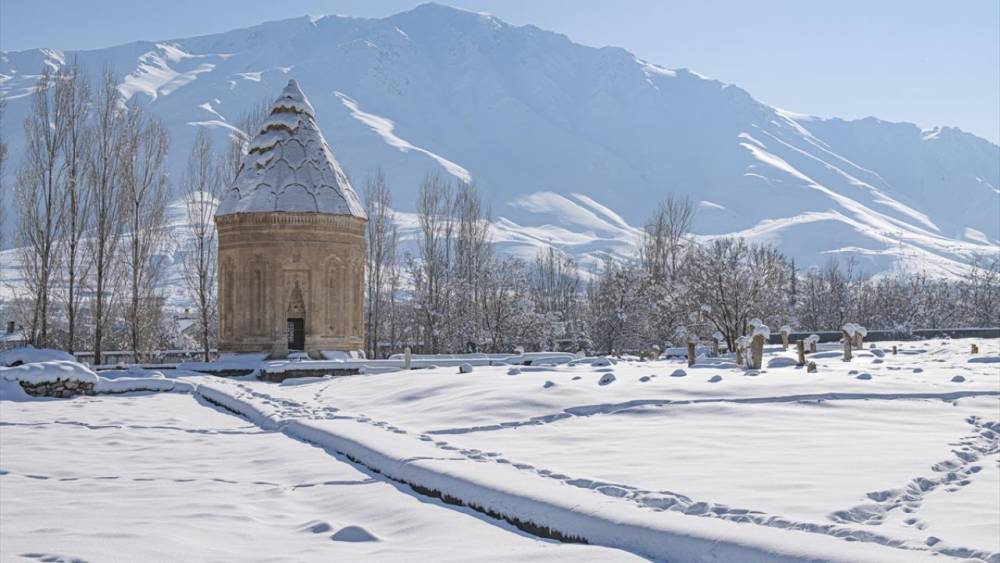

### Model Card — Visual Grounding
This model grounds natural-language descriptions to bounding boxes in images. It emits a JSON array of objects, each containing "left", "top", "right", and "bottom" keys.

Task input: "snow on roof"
[{"left": 215, "top": 80, "right": 367, "bottom": 219}]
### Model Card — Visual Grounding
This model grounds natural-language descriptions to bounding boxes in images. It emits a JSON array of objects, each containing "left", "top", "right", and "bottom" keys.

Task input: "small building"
[{"left": 215, "top": 80, "right": 368, "bottom": 359}]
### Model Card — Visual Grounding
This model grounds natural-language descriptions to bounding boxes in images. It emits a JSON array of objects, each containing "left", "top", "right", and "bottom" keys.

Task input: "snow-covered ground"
[
  {"left": 2, "top": 338, "right": 998, "bottom": 561},
  {"left": 0, "top": 393, "right": 634, "bottom": 562}
]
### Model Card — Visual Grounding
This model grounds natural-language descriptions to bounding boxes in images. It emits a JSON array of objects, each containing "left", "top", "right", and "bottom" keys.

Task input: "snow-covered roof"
[{"left": 215, "top": 80, "right": 367, "bottom": 218}]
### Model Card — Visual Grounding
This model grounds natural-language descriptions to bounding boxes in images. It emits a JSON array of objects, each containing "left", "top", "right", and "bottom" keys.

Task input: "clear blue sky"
[{"left": 2, "top": 0, "right": 997, "bottom": 143}]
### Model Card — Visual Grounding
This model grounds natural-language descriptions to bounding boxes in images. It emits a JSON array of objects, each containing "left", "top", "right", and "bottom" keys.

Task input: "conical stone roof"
[{"left": 215, "top": 80, "right": 366, "bottom": 218}]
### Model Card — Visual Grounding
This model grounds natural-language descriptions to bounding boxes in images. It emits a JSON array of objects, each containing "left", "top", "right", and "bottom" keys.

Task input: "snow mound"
[
  {"left": 507, "top": 368, "right": 521, "bottom": 376},
  {"left": 0, "top": 361, "right": 99, "bottom": 384},
  {"left": 330, "top": 525, "right": 379, "bottom": 542},
  {"left": 670, "top": 369, "right": 687, "bottom": 378},
  {"left": 598, "top": 373, "right": 616, "bottom": 386},
  {"left": 459, "top": 363, "right": 474, "bottom": 374},
  {"left": 767, "top": 356, "right": 798, "bottom": 368},
  {"left": 951, "top": 375, "right": 966, "bottom": 383},
  {"left": 0, "top": 347, "right": 75, "bottom": 367},
  {"left": 94, "top": 377, "right": 194, "bottom": 394}
]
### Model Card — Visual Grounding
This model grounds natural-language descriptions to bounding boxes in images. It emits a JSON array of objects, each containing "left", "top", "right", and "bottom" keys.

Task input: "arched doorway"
[{"left": 287, "top": 280, "right": 306, "bottom": 351}]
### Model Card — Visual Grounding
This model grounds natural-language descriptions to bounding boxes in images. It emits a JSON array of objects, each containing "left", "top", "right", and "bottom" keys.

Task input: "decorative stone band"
[{"left": 216, "top": 212, "right": 366, "bottom": 234}]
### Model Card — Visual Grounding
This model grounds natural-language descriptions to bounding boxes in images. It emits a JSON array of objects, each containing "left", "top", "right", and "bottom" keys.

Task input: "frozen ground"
[
  {"left": 0, "top": 393, "right": 635, "bottom": 562},
  {"left": 1, "top": 338, "right": 998, "bottom": 561}
]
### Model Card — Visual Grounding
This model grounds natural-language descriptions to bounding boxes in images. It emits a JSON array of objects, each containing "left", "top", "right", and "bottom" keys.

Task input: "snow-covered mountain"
[{"left": 1, "top": 3, "right": 997, "bottom": 276}]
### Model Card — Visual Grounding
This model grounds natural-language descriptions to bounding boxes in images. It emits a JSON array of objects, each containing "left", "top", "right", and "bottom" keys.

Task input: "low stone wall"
[
  {"left": 769, "top": 327, "right": 999, "bottom": 345},
  {"left": 19, "top": 379, "right": 96, "bottom": 398},
  {"left": 259, "top": 368, "right": 358, "bottom": 383}
]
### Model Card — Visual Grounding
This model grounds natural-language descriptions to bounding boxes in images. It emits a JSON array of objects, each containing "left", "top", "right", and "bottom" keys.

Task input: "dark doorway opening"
[{"left": 287, "top": 318, "right": 305, "bottom": 350}]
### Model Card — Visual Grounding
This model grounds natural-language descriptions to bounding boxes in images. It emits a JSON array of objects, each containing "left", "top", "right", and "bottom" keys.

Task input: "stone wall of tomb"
[{"left": 216, "top": 212, "right": 366, "bottom": 359}]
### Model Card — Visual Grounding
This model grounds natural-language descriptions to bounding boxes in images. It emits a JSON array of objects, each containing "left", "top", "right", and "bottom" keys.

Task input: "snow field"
[
  {"left": 184, "top": 338, "right": 998, "bottom": 561},
  {"left": 1, "top": 393, "right": 632, "bottom": 562},
  {"left": 1, "top": 338, "right": 997, "bottom": 561}
]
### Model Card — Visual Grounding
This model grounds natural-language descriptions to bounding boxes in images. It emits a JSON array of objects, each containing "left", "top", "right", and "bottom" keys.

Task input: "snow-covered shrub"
[
  {"left": 459, "top": 363, "right": 474, "bottom": 374},
  {"left": 0, "top": 360, "right": 98, "bottom": 385},
  {"left": 0, "top": 347, "right": 75, "bottom": 367}
]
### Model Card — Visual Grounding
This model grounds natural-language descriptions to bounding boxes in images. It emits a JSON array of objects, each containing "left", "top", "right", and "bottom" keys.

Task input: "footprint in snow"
[
  {"left": 856, "top": 373, "right": 872, "bottom": 380},
  {"left": 543, "top": 380, "right": 556, "bottom": 388},
  {"left": 951, "top": 375, "right": 966, "bottom": 383},
  {"left": 639, "top": 376, "right": 651, "bottom": 383},
  {"left": 708, "top": 375, "right": 723, "bottom": 383},
  {"left": 598, "top": 373, "right": 616, "bottom": 385}
]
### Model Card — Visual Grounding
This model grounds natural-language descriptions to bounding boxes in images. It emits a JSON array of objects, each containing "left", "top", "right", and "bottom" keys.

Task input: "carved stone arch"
[
  {"left": 350, "top": 253, "right": 364, "bottom": 337},
  {"left": 325, "top": 255, "right": 344, "bottom": 336},
  {"left": 287, "top": 279, "right": 306, "bottom": 316},
  {"left": 221, "top": 256, "right": 236, "bottom": 340},
  {"left": 249, "top": 254, "right": 269, "bottom": 336}
]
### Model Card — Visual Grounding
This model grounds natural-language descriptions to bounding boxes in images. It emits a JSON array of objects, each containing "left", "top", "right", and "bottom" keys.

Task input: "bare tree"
[
  {"left": 224, "top": 98, "right": 271, "bottom": 183},
  {"left": 86, "top": 69, "right": 127, "bottom": 365},
  {"left": 640, "top": 195, "right": 694, "bottom": 283},
  {"left": 180, "top": 128, "right": 221, "bottom": 361},
  {"left": 530, "top": 247, "right": 582, "bottom": 347},
  {"left": 685, "top": 237, "right": 790, "bottom": 350},
  {"left": 640, "top": 195, "right": 695, "bottom": 345},
  {"left": 120, "top": 102, "right": 170, "bottom": 361},
  {"left": 481, "top": 256, "right": 545, "bottom": 351},
  {"left": 55, "top": 61, "right": 93, "bottom": 353},
  {"left": 585, "top": 259, "right": 653, "bottom": 355},
  {"left": 451, "top": 181, "right": 492, "bottom": 350},
  {"left": 412, "top": 172, "right": 455, "bottom": 353},
  {"left": 0, "top": 94, "right": 7, "bottom": 250},
  {"left": 15, "top": 68, "right": 67, "bottom": 347},
  {"left": 363, "top": 168, "right": 398, "bottom": 358}
]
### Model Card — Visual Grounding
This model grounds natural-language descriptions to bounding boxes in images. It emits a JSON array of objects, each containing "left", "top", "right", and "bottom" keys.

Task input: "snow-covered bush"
[
  {"left": 0, "top": 347, "right": 75, "bottom": 367},
  {"left": 459, "top": 363, "right": 474, "bottom": 374},
  {"left": 0, "top": 360, "right": 98, "bottom": 385}
]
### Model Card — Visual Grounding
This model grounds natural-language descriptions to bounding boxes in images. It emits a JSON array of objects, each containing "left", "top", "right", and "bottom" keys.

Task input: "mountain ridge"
[{"left": 1, "top": 2, "right": 997, "bottom": 277}]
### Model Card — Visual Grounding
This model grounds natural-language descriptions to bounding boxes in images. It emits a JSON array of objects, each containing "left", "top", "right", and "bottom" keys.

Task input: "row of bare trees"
[
  {"left": 363, "top": 178, "right": 1000, "bottom": 357},
  {"left": 0, "top": 65, "right": 255, "bottom": 363},
  {"left": 7, "top": 66, "right": 175, "bottom": 362}
]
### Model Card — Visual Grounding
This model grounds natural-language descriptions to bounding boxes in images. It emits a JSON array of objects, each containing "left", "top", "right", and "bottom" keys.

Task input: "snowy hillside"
[{"left": 1, "top": 3, "right": 997, "bottom": 275}]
